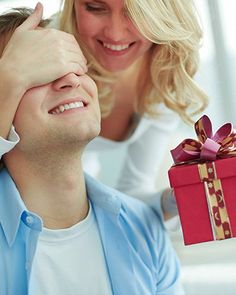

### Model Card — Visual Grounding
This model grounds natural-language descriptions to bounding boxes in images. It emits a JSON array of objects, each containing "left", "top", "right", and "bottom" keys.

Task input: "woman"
[{"left": 0, "top": 0, "right": 208, "bottom": 220}]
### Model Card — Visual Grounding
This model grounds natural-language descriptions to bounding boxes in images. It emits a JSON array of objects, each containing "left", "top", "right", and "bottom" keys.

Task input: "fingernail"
[{"left": 35, "top": 2, "right": 41, "bottom": 10}]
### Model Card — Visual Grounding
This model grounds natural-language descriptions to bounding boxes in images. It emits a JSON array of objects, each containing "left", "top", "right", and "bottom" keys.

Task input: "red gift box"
[
  {"left": 168, "top": 115, "right": 236, "bottom": 245},
  {"left": 169, "top": 157, "right": 236, "bottom": 245}
]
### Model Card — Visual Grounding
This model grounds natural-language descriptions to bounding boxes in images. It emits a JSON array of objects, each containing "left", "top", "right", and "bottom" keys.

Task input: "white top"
[{"left": 30, "top": 203, "right": 112, "bottom": 295}]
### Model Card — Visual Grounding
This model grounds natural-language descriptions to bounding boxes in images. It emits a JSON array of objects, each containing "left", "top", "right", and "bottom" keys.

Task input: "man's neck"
[{"left": 5, "top": 153, "right": 88, "bottom": 229}]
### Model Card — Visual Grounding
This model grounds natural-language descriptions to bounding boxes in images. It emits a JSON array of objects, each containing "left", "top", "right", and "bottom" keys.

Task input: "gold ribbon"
[{"left": 198, "top": 162, "right": 232, "bottom": 240}]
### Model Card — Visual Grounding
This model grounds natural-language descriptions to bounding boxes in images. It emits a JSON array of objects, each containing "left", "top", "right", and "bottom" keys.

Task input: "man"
[{"left": 0, "top": 6, "right": 183, "bottom": 295}]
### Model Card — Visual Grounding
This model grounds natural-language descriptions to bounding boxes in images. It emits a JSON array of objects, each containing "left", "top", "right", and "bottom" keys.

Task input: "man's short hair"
[{"left": 0, "top": 8, "right": 50, "bottom": 170}]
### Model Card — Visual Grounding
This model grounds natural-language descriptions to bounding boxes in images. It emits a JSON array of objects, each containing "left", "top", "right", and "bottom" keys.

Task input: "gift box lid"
[{"left": 169, "top": 157, "right": 236, "bottom": 188}]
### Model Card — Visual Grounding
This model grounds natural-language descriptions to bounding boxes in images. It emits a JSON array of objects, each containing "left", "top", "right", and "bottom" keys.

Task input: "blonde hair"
[{"left": 60, "top": 0, "right": 208, "bottom": 122}]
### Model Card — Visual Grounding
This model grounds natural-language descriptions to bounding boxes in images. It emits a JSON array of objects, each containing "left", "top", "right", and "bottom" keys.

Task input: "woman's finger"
[{"left": 17, "top": 2, "right": 43, "bottom": 31}]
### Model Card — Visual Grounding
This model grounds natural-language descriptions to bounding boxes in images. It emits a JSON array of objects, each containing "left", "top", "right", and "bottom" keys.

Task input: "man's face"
[{"left": 13, "top": 73, "right": 101, "bottom": 155}]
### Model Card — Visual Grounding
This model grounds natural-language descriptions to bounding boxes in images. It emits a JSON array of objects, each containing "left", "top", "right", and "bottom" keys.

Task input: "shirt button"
[{"left": 26, "top": 216, "right": 34, "bottom": 225}]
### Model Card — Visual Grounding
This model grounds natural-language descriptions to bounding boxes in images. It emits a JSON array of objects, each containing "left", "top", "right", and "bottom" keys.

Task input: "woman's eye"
[{"left": 85, "top": 3, "right": 108, "bottom": 13}]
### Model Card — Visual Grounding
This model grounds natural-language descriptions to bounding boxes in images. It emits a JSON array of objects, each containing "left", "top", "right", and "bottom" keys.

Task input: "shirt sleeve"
[
  {"left": 0, "top": 126, "right": 20, "bottom": 160},
  {"left": 116, "top": 106, "right": 179, "bottom": 204}
]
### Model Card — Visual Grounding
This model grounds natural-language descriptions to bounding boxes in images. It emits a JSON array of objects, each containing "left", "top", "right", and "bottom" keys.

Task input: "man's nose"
[
  {"left": 52, "top": 73, "right": 80, "bottom": 91},
  {"left": 104, "top": 14, "right": 129, "bottom": 42}
]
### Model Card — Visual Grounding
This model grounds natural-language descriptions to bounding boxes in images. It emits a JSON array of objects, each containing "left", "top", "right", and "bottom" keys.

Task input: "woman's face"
[{"left": 74, "top": 0, "right": 152, "bottom": 72}]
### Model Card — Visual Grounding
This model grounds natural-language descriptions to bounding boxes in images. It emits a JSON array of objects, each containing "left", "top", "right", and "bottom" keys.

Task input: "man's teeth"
[
  {"left": 51, "top": 101, "right": 84, "bottom": 114},
  {"left": 103, "top": 42, "right": 130, "bottom": 51}
]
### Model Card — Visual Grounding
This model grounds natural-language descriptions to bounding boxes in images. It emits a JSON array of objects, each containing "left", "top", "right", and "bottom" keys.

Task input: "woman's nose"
[
  {"left": 52, "top": 73, "right": 80, "bottom": 91},
  {"left": 104, "top": 14, "right": 129, "bottom": 42}
]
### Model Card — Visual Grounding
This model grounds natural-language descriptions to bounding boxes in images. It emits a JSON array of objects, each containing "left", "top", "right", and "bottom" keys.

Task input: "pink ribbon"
[{"left": 171, "top": 115, "right": 236, "bottom": 164}]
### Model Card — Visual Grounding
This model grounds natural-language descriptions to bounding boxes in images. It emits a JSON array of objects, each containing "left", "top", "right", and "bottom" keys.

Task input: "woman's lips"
[{"left": 98, "top": 40, "right": 136, "bottom": 56}]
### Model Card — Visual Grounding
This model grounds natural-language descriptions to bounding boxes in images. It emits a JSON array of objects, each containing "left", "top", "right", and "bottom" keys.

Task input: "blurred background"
[{"left": 0, "top": 0, "right": 235, "bottom": 294}]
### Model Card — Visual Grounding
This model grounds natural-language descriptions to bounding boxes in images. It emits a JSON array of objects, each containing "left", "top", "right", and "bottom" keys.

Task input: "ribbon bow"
[{"left": 171, "top": 115, "right": 236, "bottom": 164}]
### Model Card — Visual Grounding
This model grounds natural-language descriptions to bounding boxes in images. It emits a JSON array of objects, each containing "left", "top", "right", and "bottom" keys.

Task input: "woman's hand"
[
  {"left": 161, "top": 188, "right": 178, "bottom": 220},
  {"left": 0, "top": 2, "right": 87, "bottom": 139},
  {"left": 0, "top": 2, "right": 87, "bottom": 91}
]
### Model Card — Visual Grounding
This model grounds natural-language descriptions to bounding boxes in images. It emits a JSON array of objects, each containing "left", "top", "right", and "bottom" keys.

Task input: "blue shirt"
[{"left": 0, "top": 168, "right": 183, "bottom": 295}]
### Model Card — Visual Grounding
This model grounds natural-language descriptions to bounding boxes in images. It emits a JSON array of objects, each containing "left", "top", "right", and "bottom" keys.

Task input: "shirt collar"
[
  {"left": 0, "top": 169, "right": 122, "bottom": 247},
  {"left": 0, "top": 168, "right": 42, "bottom": 247},
  {"left": 85, "top": 173, "right": 122, "bottom": 216}
]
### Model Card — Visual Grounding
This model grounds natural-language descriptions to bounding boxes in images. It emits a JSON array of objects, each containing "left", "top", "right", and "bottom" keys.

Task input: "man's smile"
[{"left": 49, "top": 99, "right": 88, "bottom": 115}]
